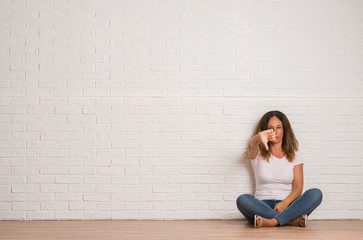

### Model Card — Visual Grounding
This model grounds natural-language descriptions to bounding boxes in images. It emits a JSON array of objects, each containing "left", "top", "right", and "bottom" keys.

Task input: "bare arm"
[{"left": 247, "top": 134, "right": 262, "bottom": 159}]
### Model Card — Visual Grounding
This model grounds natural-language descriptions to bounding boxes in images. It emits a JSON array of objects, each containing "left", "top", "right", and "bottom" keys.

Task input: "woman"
[{"left": 236, "top": 110, "right": 322, "bottom": 227}]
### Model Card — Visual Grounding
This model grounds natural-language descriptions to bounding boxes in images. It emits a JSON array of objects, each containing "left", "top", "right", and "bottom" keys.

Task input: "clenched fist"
[{"left": 258, "top": 129, "right": 278, "bottom": 151}]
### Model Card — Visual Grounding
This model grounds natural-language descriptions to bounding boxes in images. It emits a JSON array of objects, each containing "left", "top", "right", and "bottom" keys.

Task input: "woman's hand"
[
  {"left": 258, "top": 129, "right": 277, "bottom": 151},
  {"left": 274, "top": 201, "right": 289, "bottom": 213}
]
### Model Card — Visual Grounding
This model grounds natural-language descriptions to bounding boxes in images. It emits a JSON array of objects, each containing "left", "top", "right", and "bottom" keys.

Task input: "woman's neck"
[{"left": 269, "top": 142, "right": 284, "bottom": 156}]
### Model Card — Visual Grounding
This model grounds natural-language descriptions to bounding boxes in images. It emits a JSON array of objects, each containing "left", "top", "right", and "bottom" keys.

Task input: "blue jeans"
[{"left": 236, "top": 188, "right": 323, "bottom": 226}]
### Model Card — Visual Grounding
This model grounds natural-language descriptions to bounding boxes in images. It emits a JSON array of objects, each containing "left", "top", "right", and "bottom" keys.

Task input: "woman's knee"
[
  {"left": 305, "top": 188, "right": 323, "bottom": 203},
  {"left": 236, "top": 194, "right": 254, "bottom": 208}
]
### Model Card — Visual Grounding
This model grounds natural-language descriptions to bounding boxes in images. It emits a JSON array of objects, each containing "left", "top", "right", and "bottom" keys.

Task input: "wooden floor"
[{"left": 0, "top": 220, "right": 362, "bottom": 240}]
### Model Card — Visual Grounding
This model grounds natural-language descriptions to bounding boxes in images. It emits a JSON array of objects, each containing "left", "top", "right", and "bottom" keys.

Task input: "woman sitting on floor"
[{"left": 236, "top": 110, "right": 323, "bottom": 227}]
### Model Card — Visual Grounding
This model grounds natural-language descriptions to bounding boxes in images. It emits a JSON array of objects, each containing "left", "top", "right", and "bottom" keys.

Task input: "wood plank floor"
[{"left": 0, "top": 220, "right": 362, "bottom": 240}]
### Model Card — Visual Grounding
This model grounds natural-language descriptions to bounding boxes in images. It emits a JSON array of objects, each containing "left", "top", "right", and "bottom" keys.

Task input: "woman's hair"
[{"left": 253, "top": 110, "right": 299, "bottom": 162}]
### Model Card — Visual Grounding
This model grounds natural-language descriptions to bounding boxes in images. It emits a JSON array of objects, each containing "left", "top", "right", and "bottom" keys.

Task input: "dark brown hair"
[{"left": 254, "top": 110, "right": 299, "bottom": 162}]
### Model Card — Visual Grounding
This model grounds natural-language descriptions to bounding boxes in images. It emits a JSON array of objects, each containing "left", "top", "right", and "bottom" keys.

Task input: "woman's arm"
[
  {"left": 248, "top": 129, "right": 276, "bottom": 159},
  {"left": 247, "top": 134, "right": 262, "bottom": 159},
  {"left": 274, "top": 164, "right": 304, "bottom": 213}
]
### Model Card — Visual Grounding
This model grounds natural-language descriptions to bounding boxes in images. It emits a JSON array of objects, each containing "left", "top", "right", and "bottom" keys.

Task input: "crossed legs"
[{"left": 236, "top": 188, "right": 323, "bottom": 227}]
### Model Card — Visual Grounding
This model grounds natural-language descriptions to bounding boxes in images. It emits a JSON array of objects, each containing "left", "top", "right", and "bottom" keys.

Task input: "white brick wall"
[{"left": 0, "top": 0, "right": 362, "bottom": 220}]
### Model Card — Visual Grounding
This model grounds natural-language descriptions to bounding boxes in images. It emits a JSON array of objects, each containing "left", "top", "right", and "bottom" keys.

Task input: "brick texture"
[{"left": 0, "top": 0, "right": 362, "bottom": 220}]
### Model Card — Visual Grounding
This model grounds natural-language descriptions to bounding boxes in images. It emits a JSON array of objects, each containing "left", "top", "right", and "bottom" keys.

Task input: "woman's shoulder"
[
  {"left": 249, "top": 151, "right": 260, "bottom": 161},
  {"left": 293, "top": 151, "right": 304, "bottom": 164}
]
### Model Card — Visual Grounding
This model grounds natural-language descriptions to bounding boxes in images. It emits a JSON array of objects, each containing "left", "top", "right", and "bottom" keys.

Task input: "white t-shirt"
[{"left": 250, "top": 151, "right": 304, "bottom": 200}]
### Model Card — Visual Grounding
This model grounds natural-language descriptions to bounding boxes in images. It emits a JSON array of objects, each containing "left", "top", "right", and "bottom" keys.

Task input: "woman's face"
[{"left": 267, "top": 116, "right": 284, "bottom": 144}]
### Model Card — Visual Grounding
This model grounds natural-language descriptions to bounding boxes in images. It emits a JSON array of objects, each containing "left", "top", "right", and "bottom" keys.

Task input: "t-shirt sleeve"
[{"left": 293, "top": 151, "right": 304, "bottom": 166}]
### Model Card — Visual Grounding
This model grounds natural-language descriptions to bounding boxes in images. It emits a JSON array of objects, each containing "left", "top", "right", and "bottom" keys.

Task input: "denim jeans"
[{"left": 236, "top": 188, "right": 323, "bottom": 226}]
